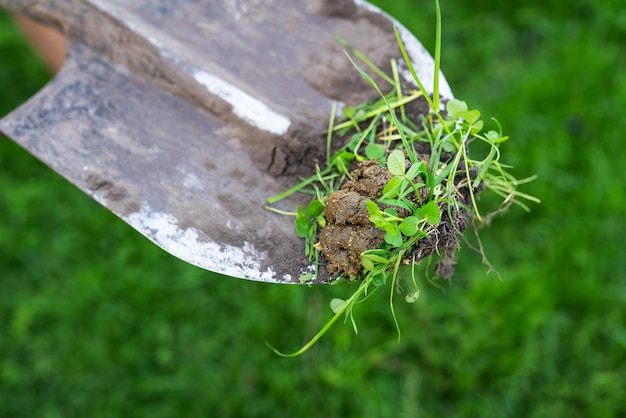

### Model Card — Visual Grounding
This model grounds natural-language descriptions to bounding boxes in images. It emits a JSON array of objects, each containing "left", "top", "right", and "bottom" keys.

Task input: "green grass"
[{"left": 1, "top": 1, "right": 625, "bottom": 416}]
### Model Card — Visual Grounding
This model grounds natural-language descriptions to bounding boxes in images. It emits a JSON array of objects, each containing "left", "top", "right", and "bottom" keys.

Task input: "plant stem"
[
  {"left": 434, "top": 0, "right": 442, "bottom": 111},
  {"left": 267, "top": 277, "right": 373, "bottom": 357},
  {"left": 326, "top": 102, "right": 338, "bottom": 167}
]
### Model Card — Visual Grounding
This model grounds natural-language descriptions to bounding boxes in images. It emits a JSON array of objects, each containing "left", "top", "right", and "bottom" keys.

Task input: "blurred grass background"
[{"left": 1, "top": 0, "right": 625, "bottom": 416}]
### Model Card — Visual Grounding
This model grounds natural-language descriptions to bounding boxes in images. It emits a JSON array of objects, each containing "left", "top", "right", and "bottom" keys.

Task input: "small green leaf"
[
  {"left": 346, "top": 133, "right": 362, "bottom": 151},
  {"left": 470, "top": 119, "right": 484, "bottom": 134},
  {"left": 384, "top": 229, "right": 403, "bottom": 247},
  {"left": 460, "top": 109, "right": 481, "bottom": 125},
  {"left": 398, "top": 216, "right": 420, "bottom": 236},
  {"left": 406, "top": 291, "right": 420, "bottom": 303},
  {"left": 365, "top": 142, "right": 386, "bottom": 160},
  {"left": 331, "top": 150, "right": 355, "bottom": 174},
  {"left": 383, "top": 223, "right": 397, "bottom": 235},
  {"left": 365, "top": 200, "right": 383, "bottom": 217},
  {"left": 372, "top": 271, "right": 387, "bottom": 287},
  {"left": 485, "top": 130, "right": 509, "bottom": 144},
  {"left": 485, "top": 130, "right": 500, "bottom": 144},
  {"left": 382, "top": 176, "right": 402, "bottom": 199},
  {"left": 387, "top": 149, "right": 406, "bottom": 176},
  {"left": 361, "top": 252, "right": 390, "bottom": 269},
  {"left": 442, "top": 137, "right": 457, "bottom": 152},
  {"left": 299, "top": 273, "right": 314, "bottom": 284},
  {"left": 366, "top": 201, "right": 388, "bottom": 229},
  {"left": 330, "top": 298, "right": 347, "bottom": 314},
  {"left": 369, "top": 215, "right": 386, "bottom": 229},
  {"left": 343, "top": 106, "right": 356, "bottom": 118},
  {"left": 416, "top": 201, "right": 441, "bottom": 225},
  {"left": 304, "top": 199, "right": 324, "bottom": 217},
  {"left": 446, "top": 99, "right": 468, "bottom": 119},
  {"left": 360, "top": 254, "right": 375, "bottom": 271},
  {"left": 295, "top": 206, "right": 312, "bottom": 238}
]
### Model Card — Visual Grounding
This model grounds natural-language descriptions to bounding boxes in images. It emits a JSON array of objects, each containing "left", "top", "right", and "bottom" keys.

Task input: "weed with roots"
[{"left": 265, "top": 0, "right": 539, "bottom": 356}]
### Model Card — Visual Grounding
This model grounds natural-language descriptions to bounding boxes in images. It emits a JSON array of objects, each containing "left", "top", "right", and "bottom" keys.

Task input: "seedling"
[{"left": 265, "top": 0, "right": 539, "bottom": 356}]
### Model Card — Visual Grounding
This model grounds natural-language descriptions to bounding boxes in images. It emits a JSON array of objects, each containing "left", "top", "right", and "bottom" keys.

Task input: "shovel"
[{"left": 0, "top": 0, "right": 452, "bottom": 284}]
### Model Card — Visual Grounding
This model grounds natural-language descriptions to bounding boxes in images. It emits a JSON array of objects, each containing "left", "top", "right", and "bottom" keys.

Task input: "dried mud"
[{"left": 319, "top": 160, "right": 391, "bottom": 275}]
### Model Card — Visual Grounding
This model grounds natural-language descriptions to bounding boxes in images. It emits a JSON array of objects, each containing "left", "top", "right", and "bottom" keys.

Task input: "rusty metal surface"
[{"left": 0, "top": 0, "right": 452, "bottom": 283}]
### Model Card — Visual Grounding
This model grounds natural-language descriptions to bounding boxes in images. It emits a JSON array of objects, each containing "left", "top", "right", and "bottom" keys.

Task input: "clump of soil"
[
  {"left": 319, "top": 160, "right": 391, "bottom": 275},
  {"left": 318, "top": 157, "right": 477, "bottom": 279}
]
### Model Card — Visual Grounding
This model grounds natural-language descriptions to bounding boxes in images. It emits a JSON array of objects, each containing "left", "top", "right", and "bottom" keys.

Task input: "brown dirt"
[
  {"left": 318, "top": 160, "right": 391, "bottom": 275},
  {"left": 317, "top": 152, "right": 479, "bottom": 280}
]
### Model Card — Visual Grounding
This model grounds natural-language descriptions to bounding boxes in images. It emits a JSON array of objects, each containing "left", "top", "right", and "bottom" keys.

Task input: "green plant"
[
  {"left": 4, "top": 2, "right": 625, "bottom": 415},
  {"left": 265, "top": 0, "right": 538, "bottom": 356}
]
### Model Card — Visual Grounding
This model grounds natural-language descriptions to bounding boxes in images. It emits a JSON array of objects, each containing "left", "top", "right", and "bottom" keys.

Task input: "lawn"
[{"left": 1, "top": 1, "right": 625, "bottom": 417}]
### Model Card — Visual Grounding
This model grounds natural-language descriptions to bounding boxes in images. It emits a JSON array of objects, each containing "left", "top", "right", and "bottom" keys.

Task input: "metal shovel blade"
[{"left": 0, "top": 0, "right": 451, "bottom": 283}]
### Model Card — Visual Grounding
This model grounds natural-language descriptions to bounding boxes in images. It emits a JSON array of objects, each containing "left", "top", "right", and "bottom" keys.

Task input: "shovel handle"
[
  {"left": 0, "top": 0, "right": 72, "bottom": 31},
  {"left": 13, "top": 13, "right": 66, "bottom": 72},
  {"left": 1, "top": 0, "right": 164, "bottom": 81}
]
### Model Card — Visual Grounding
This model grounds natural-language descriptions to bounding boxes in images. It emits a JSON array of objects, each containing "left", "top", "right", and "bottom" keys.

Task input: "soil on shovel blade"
[{"left": 318, "top": 158, "right": 476, "bottom": 280}]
